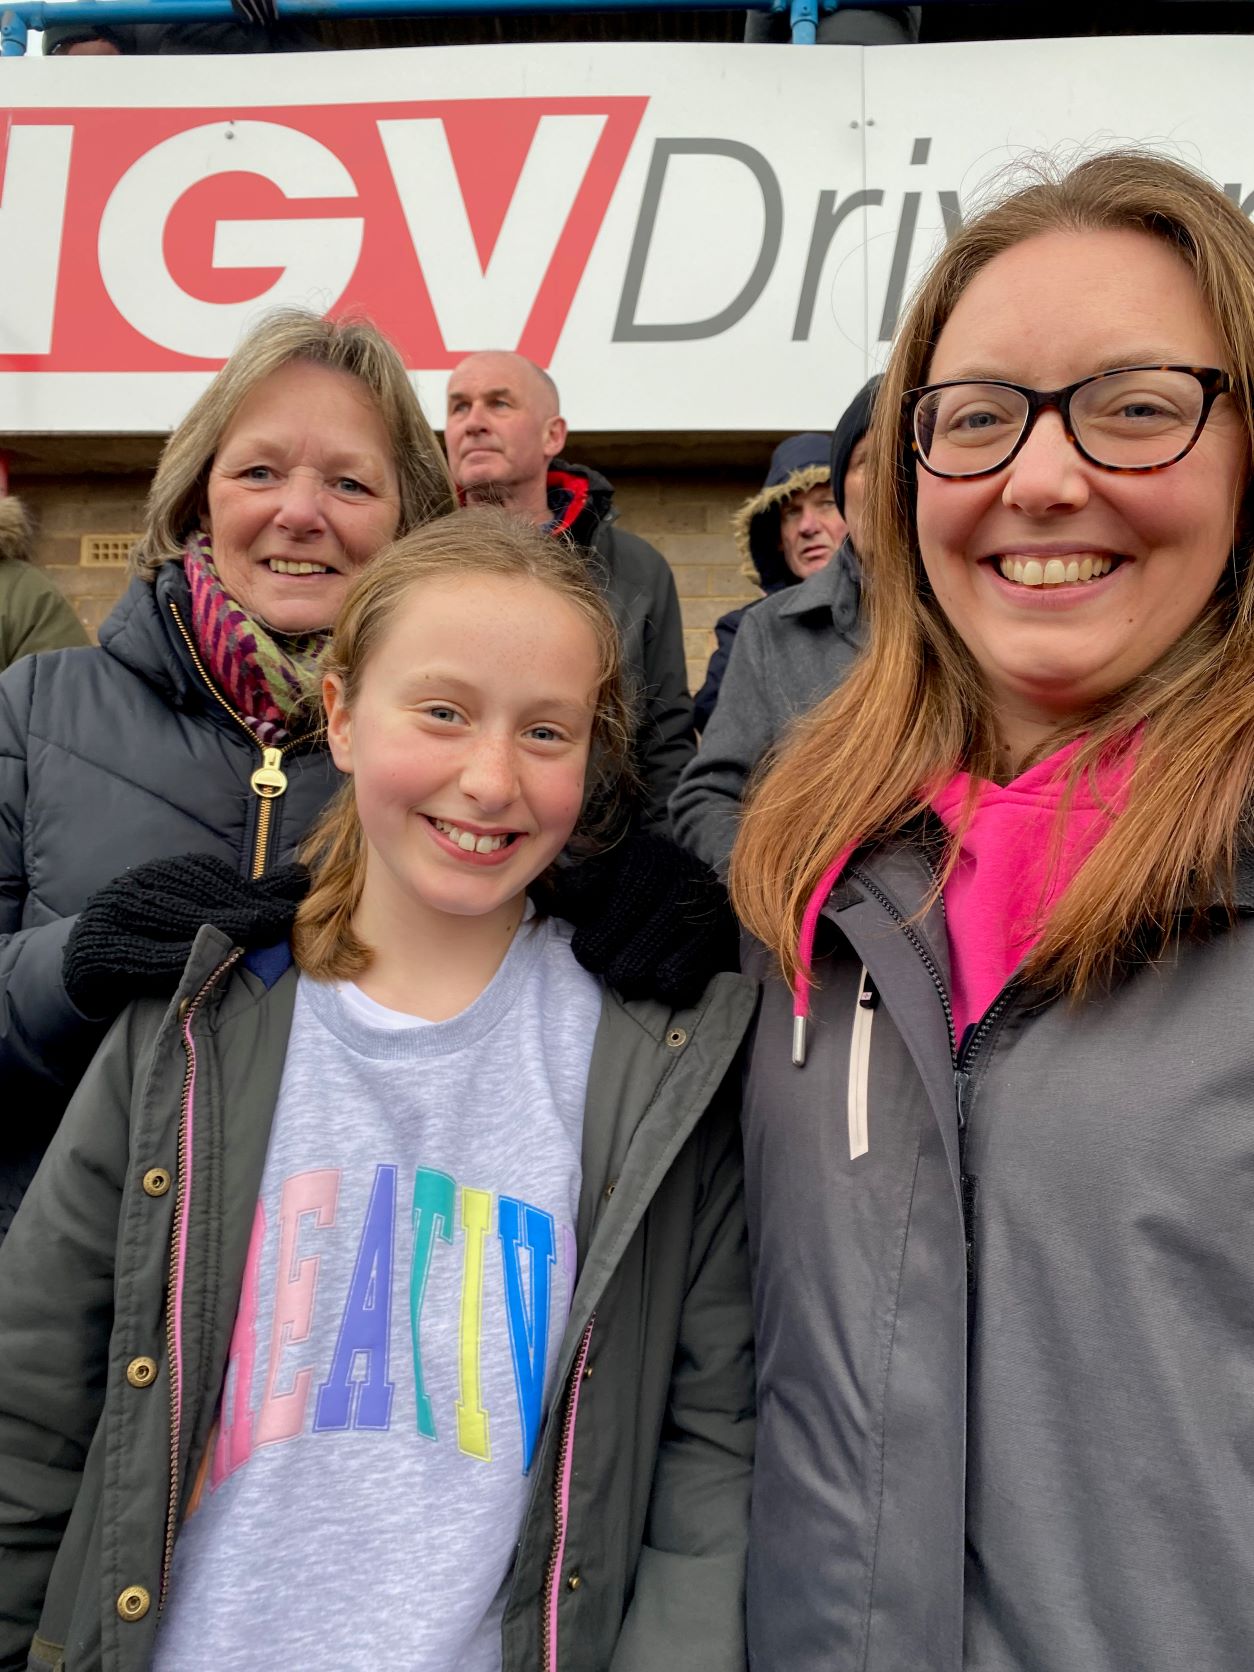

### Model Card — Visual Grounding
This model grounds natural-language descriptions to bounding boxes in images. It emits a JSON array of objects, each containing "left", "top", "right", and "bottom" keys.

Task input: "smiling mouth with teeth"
[
  {"left": 431, "top": 817, "right": 520, "bottom": 855},
  {"left": 268, "top": 558, "right": 332, "bottom": 576},
  {"left": 997, "top": 555, "right": 1117, "bottom": 588}
]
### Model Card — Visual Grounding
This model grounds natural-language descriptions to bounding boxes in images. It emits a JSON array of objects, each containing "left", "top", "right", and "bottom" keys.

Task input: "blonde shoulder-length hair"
[
  {"left": 132, "top": 309, "right": 456, "bottom": 578},
  {"left": 293, "top": 506, "right": 637, "bottom": 982},
  {"left": 732, "top": 149, "right": 1254, "bottom": 1000}
]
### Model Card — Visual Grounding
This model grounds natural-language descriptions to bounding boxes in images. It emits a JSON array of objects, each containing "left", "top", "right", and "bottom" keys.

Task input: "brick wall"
[
  {"left": 15, "top": 472, "right": 153, "bottom": 640},
  {"left": 606, "top": 472, "right": 761, "bottom": 694},
  {"left": 10, "top": 455, "right": 767, "bottom": 698}
]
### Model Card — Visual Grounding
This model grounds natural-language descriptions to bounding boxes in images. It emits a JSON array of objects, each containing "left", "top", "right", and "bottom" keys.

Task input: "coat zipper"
[
  {"left": 847, "top": 863, "right": 958, "bottom": 1061},
  {"left": 541, "top": 1315, "right": 595, "bottom": 1672},
  {"left": 167, "top": 600, "right": 325, "bottom": 879},
  {"left": 850, "top": 853, "right": 1017, "bottom": 1290},
  {"left": 160, "top": 947, "right": 244, "bottom": 1608},
  {"left": 847, "top": 965, "right": 875, "bottom": 1159}
]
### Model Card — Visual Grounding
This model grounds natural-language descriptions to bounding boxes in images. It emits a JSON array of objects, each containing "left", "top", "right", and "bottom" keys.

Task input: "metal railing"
[{"left": 2, "top": 0, "right": 889, "bottom": 53}]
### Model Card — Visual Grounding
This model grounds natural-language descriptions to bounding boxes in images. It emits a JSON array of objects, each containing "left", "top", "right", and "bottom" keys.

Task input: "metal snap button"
[
  {"left": 566, "top": 1572, "right": 582, "bottom": 1591},
  {"left": 126, "top": 1356, "right": 158, "bottom": 1388},
  {"left": 141, "top": 1168, "right": 170, "bottom": 1197},
  {"left": 116, "top": 1585, "right": 150, "bottom": 1621}
]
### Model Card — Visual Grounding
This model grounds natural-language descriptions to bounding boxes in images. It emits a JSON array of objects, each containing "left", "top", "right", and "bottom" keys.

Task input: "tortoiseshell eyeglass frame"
[{"left": 903, "top": 365, "right": 1234, "bottom": 479}]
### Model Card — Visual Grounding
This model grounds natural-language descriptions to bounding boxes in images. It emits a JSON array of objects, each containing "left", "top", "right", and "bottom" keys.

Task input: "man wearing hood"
[
  {"left": 694, "top": 431, "right": 846, "bottom": 733},
  {"left": 445, "top": 352, "right": 695, "bottom": 831},
  {"left": 670, "top": 378, "right": 878, "bottom": 874}
]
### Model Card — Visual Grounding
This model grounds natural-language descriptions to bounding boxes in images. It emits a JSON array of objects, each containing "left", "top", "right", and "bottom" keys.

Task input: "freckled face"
[
  {"left": 206, "top": 361, "right": 401, "bottom": 633},
  {"left": 325, "top": 575, "right": 599, "bottom": 929},
  {"left": 915, "top": 227, "right": 1249, "bottom": 728}
]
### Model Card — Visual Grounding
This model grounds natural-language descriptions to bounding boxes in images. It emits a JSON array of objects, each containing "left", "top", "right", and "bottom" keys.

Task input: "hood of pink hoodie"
[
  {"left": 791, "top": 739, "right": 1134, "bottom": 1064},
  {"left": 929, "top": 739, "right": 1132, "bottom": 1042}
]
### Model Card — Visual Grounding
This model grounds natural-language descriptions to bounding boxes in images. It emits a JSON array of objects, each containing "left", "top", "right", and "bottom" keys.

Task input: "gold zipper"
[
  {"left": 541, "top": 1315, "right": 595, "bottom": 1671},
  {"left": 167, "top": 600, "right": 325, "bottom": 878},
  {"left": 160, "top": 947, "right": 244, "bottom": 1609}
]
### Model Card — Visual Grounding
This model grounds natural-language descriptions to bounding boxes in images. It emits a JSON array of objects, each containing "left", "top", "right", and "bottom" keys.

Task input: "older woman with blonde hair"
[
  {"left": 733, "top": 150, "right": 1254, "bottom": 1671},
  {"left": 0, "top": 308, "right": 456, "bottom": 1231}
]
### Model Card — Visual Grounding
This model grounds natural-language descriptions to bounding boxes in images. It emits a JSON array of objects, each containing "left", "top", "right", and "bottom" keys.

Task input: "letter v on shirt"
[{"left": 154, "top": 914, "right": 602, "bottom": 1672}]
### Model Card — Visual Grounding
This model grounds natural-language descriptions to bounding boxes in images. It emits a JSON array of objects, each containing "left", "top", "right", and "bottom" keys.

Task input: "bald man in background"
[{"left": 445, "top": 352, "right": 695, "bottom": 830}]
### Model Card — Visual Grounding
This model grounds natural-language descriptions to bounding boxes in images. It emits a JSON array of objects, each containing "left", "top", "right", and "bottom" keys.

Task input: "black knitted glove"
[
  {"left": 540, "top": 834, "right": 739, "bottom": 1007},
  {"left": 64, "top": 853, "right": 309, "bottom": 1020}
]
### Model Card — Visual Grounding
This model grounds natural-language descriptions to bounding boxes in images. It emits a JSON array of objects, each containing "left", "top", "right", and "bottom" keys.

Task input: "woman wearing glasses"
[{"left": 731, "top": 151, "right": 1254, "bottom": 1672}]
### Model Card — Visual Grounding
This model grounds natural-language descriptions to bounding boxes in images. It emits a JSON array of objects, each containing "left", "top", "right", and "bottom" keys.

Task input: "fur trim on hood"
[
  {"left": 731, "top": 434, "right": 832, "bottom": 590},
  {"left": 0, "top": 498, "right": 33, "bottom": 565}
]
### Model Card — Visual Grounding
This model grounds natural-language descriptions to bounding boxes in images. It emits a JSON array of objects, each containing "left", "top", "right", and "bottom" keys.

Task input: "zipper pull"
[
  {"left": 954, "top": 1067, "right": 970, "bottom": 1130},
  {"left": 250, "top": 746, "right": 288, "bottom": 800}
]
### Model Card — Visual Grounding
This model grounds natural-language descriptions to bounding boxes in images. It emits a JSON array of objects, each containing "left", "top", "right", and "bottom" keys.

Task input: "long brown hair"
[
  {"left": 133, "top": 308, "right": 456, "bottom": 578},
  {"left": 294, "top": 507, "right": 636, "bottom": 980},
  {"left": 732, "top": 150, "right": 1254, "bottom": 999}
]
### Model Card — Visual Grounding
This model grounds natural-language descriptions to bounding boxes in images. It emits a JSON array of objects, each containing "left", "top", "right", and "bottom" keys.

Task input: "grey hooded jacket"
[
  {"left": 669, "top": 546, "right": 862, "bottom": 874},
  {"left": 742, "top": 830, "right": 1254, "bottom": 1671},
  {"left": 0, "top": 562, "right": 341, "bottom": 1228},
  {"left": 0, "top": 929, "right": 755, "bottom": 1672}
]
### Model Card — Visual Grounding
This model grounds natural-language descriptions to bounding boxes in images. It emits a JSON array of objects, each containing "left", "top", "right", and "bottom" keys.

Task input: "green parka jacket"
[{"left": 0, "top": 928, "right": 757, "bottom": 1672}]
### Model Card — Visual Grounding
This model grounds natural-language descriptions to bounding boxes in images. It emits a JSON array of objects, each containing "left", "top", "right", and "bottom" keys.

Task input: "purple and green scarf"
[{"left": 184, "top": 532, "right": 329, "bottom": 745}]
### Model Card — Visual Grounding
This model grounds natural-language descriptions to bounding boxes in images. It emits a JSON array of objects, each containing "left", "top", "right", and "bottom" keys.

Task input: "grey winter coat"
[
  {"left": 0, "top": 929, "right": 755, "bottom": 1672},
  {"left": 0, "top": 562, "right": 340, "bottom": 1224},
  {"left": 741, "top": 831, "right": 1254, "bottom": 1672},
  {"left": 669, "top": 546, "right": 862, "bottom": 873}
]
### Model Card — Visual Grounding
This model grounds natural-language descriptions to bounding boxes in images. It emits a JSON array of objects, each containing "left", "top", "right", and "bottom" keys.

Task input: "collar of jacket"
[
  {"left": 547, "top": 457, "right": 615, "bottom": 547},
  {"left": 169, "top": 922, "right": 300, "bottom": 1034},
  {"left": 825, "top": 813, "right": 1254, "bottom": 973},
  {"left": 775, "top": 538, "right": 862, "bottom": 635},
  {"left": 97, "top": 560, "right": 203, "bottom": 709},
  {"left": 822, "top": 826, "right": 949, "bottom": 973}
]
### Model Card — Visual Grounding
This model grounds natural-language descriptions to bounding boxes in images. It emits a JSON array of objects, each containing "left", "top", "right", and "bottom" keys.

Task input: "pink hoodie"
[
  {"left": 791, "top": 739, "right": 1133, "bottom": 1063},
  {"left": 929, "top": 739, "right": 1131, "bottom": 1042}
]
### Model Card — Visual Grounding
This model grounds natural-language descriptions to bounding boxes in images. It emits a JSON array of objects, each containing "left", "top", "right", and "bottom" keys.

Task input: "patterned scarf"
[{"left": 183, "top": 532, "right": 330, "bottom": 745}]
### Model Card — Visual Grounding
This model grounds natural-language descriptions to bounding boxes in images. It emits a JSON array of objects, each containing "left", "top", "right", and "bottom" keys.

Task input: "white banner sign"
[{"left": 1, "top": 34, "right": 1252, "bottom": 432}]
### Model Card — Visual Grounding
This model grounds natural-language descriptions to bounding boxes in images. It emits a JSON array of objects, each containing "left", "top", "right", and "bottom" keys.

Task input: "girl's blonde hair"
[
  {"left": 294, "top": 507, "right": 637, "bottom": 980},
  {"left": 133, "top": 309, "right": 456, "bottom": 577},
  {"left": 732, "top": 149, "right": 1254, "bottom": 999}
]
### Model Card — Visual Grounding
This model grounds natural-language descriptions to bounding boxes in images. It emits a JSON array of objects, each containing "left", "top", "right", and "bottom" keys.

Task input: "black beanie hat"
[{"left": 829, "top": 376, "right": 881, "bottom": 518}]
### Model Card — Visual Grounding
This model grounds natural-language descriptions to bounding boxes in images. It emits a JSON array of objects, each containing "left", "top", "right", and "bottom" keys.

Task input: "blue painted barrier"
[{"left": 2, "top": 0, "right": 924, "bottom": 54}]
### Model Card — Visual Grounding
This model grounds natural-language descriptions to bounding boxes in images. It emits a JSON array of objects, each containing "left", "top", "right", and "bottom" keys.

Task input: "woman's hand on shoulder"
[
  {"left": 538, "top": 833, "right": 739, "bottom": 1007},
  {"left": 63, "top": 853, "right": 308, "bottom": 1019}
]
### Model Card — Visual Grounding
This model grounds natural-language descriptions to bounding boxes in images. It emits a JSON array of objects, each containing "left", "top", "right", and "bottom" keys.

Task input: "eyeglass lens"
[{"left": 913, "top": 369, "right": 1208, "bottom": 475}]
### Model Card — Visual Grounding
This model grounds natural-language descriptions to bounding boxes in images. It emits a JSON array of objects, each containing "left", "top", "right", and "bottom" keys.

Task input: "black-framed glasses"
[{"left": 905, "top": 365, "right": 1233, "bottom": 479}]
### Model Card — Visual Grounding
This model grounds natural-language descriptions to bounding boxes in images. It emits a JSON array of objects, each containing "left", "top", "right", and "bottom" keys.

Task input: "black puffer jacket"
[
  {"left": 547, "top": 459, "right": 695, "bottom": 829},
  {"left": 0, "top": 560, "right": 340, "bottom": 1227}
]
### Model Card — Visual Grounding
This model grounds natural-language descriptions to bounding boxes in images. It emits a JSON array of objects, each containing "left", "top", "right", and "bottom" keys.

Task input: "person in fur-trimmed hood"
[
  {"left": 670, "top": 380, "right": 878, "bottom": 874},
  {"left": 0, "top": 496, "right": 87, "bottom": 673},
  {"left": 693, "top": 432, "right": 845, "bottom": 733}
]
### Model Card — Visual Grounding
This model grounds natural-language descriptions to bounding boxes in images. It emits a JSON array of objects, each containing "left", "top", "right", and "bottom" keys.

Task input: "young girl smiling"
[{"left": 0, "top": 509, "right": 755, "bottom": 1672}]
